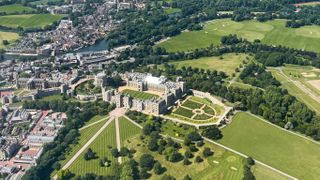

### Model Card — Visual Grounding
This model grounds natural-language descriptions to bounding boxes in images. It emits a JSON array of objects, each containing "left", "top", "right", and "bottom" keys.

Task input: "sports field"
[
  {"left": 0, "top": 14, "right": 64, "bottom": 29},
  {"left": 169, "top": 53, "right": 248, "bottom": 76},
  {"left": 121, "top": 89, "right": 159, "bottom": 100},
  {"left": 0, "top": 31, "right": 19, "bottom": 48},
  {"left": 156, "top": 19, "right": 320, "bottom": 52},
  {"left": 0, "top": 4, "right": 35, "bottom": 14},
  {"left": 68, "top": 120, "right": 117, "bottom": 176},
  {"left": 218, "top": 112, "right": 320, "bottom": 180}
]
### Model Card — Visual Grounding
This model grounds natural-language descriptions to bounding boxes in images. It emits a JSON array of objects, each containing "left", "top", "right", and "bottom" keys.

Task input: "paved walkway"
[
  {"left": 115, "top": 117, "right": 122, "bottom": 164},
  {"left": 79, "top": 116, "right": 109, "bottom": 131}
]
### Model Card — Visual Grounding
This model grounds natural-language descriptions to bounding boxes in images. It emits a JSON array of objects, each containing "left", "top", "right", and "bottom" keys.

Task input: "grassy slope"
[
  {"left": 169, "top": 53, "right": 247, "bottom": 75},
  {"left": 218, "top": 112, "right": 320, "bottom": 180},
  {"left": 68, "top": 120, "right": 117, "bottom": 176},
  {"left": 0, "top": 4, "right": 35, "bottom": 14},
  {"left": 0, "top": 31, "right": 20, "bottom": 48},
  {"left": 0, "top": 14, "right": 63, "bottom": 29},
  {"left": 156, "top": 19, "right": 320, "bottom": 52}
]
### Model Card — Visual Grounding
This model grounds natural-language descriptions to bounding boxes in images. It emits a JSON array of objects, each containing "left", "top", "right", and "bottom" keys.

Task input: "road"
[{"left": 115, "top": 117, "right": 122, "bottom": 163}]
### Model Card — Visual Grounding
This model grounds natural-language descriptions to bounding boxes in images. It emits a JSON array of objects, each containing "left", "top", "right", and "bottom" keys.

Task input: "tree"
[
  {"left": 184, "top": 137, "right": 192, "bottom": 146},
  {"left": 161, "top": 174, "right": 176, "bottom": 180},
  {"left": 196, "top": 140, "right": 204, "bottom": 147},
  {"left": 201, "top": 126, "right": 223, "bottom": 140},
  {"left": 189, "top": 145, "right": 198, "bottom": 152},
  {"left": 139, "top": 168, "right": 151, "bottom": 179},
  {"left": 84, "top": 148, "right": 96, "bottom": 160},
  {"left": 119, "top": 147, "right": 130, "bottom": 157},
  {"left": 53, "top": 162, "right": 61, "bottom": 170},
  {"left": 195, "top": 156, "right": 203, "bottom": 163},
  {"left": 139, "top": 154, "right": 155, "bottom": 170},
  {"left": 184, "top": 150, "right": 193, "bottom": 159},
  {"left": 120, "top": 161, "right": 134, "bottom": 180},
  {"left": 2, "top": 40, "right": 9, "bottom": 45},
  {"left": 57, "top": 169, "right": 73, "bottom": 180},
  {"left": 187, "top": 132, "right": 202, "bottom": 141},
  {"left": 183, "top": 175, "right": 192, "bottom": 180},
  {"left": 246, "top": 157, "right": 255, "bottom": 166},
  {"left": 183, "top": 157, "right": 191, "bottom": 165},
  {"left": 154, "top": 161, "right": 166, "bottom": 175},
  {"left": 202, "top": 147, "right": 213, "bottom": 158},
  {"left": 111, "top": 148, "right": 119, "bottom": 158}
]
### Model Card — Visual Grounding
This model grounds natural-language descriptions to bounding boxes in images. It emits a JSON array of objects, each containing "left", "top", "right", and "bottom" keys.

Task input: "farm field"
[
  {"left": 0, "top": 4, "right": 35, "bottom": 14},
  {"left": 156, "top": 19, "right": 320, "bottom": 52},
  {"left": 269, "top": 68, "right": 320, "bottom": 114},
  {"left": 118, "top": 116, "right": 141, "bottom": 146},
  {"left": 0, "top": 31, "right": 19, "bottom": 48},
  {"left": 0, "top": 14, "right": 64, "bottom": 29},
  {"left": 121, "top": 89, "right": 159, "bottom": 100},
  {"left": 218, "top": 112, "right": 320, "bottom": 180},
  {"left": 169, "top": 53, "right": 248, "bottom": 76},
  {"left": 68, "top": 120, "right": 117, "bottom": 176}
]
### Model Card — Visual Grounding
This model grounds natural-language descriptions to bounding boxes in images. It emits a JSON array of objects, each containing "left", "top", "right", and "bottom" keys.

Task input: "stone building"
[
  {"left": 16, "top": 77, "right": 61, "bottom": 90},
  {"left": 102, "top": 72, "right": 186, "bottom": 115}
]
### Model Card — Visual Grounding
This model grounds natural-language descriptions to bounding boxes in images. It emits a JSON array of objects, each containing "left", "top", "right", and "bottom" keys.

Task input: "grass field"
[
  {"left": 54, "top": 120, "right": 107, "bottom": 176},
  {"left": 118, "top": 116, "right": 141, "bottom": 146},
  {"left": 252, "top": 164, "right": 290, "bottom": 180},
  {"left": 156, "top": 19, "right": 320, "bottom": 52},
  {"left": 269, "top": 68, "right": 320, "bottom": 114},
  {"left": 121, "top": 89, "right": 159, "bottom": 100},
  {"left": 30, "top": 0, "right": 62, "bottom": 5},
  {"left": 169, "top": 53, "right": 247, "bottom": 76},
  {"left": 68, "top": 120, "right": 117, "bottom": 176},
  {"left": 0, "top": 14, "right": 64, "bottom": 29},
  {"left": 218, "top": 112, "right": 320, "bottom": 180},
  {"left": 0, "top": 31, "right": 19, "bottom": 48},
  {"left": 126, "top": 133, "right": 245, "bottom": 179},
  {"left": 0, "top": 4, "right": 35, "bottom": 14},
  {"left": 164, "top": 8, "right": 181, "bottom": 14}
]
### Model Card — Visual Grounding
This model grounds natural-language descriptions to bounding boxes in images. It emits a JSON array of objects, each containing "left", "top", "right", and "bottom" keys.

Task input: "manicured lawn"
[
  {"left": 121, "top": 89, "right": 159, "bottom": 100},
  {"left": 39, "top": 94, "right": 62, "bottom": 101},
  {"left": 160, "top": 120, "right": 197, "bottom": 138},
  {"left": 169, "top": 53, "right": 247, "bottom": 76},
  {"left": 0, "top": 31, "right": 19, "bottom": 48},
  {"left": 218, "top": 112, "right": 320, "bottom": 180},
  {"left": 76, "top": 80, "right": 101, "bottom": 95},
  {"left": 0, "top": 4, "right": 35, "bottom": 14},
  {"left": 173, "top": 106, "right": 194, "bottom": 118},
  {"left": 203, "top": 105, "right": 215, "bottom": 115},
  {"left": 30, "top": 0, "right": 62, "bottom": 5},
  {"left": 0, "top": 14, "right": 64, "bottom": 29},
  {"left": 54, "top": 120, "right": 107, "bottom": 177},
  {"left": 68, "top": 120, "right": 117, "bottom": 176},
  {"left": 182, "top": 99, "right": 203, "bottom": 109},
  {"left": 156, "top": 19, "right": 320, "bottom": 53},
  {"left": 164, "top": 8, "right": 181, "bottom": 14},
  {"left": 118, "top": 116, "right": 141, "bottom": 146},
  {"left": 84, "top": 115, "right": 108, "bottom": 126},
  {"left": 252, "top": 164, "right": 290, "bottom": 180}
]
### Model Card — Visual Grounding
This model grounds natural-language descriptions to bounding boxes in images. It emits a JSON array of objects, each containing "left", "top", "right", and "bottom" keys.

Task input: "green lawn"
[
  {"left": 68, "top": 120, "right": 117, "bottom": 176},
  {"left": 0, "top": 4, "right": 35, "bottom": 14},
  {"left": 53, "top": 120, "right": 107, "bottom": 177},
  {"left": 164, "top": 8, "right": 181, "bottom": 14},
  {"left": 218, "top": 112, "right": 320, "bottom": 180},
  {"left": 252, "top": 164, "right": 290, "bottom": 180},
  {"left": 182, "top": 99, "right": 203, "bottom": 109},
  {"left": 0, "top": 14, "right": 64, "bottom": 29},
  {"left": 0, "top": 31, "right": 20, "bottom": 48},
  {"left": 84, "top": 115, "right": 108, "bottom": 126},
  {"left": 173, "top": 106, "right": 194, "bottom": 118},
  {"left": 121, "top": 89, "right": 159, "bottom": 100},
  {"left": 156, "top": 19, "right": 320, "bottom": 52},
  {"left": 169, "top": 53, "right": 247, "bottom": 76},
  {"left": 118, "top": 116, "right": 141, "bottom": 146},
  {"left": 76, "top": 80, "right": 101, "bottom": 95},
  {"left": 30, "top": 0, "right": 62, "bottom": 5}
]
